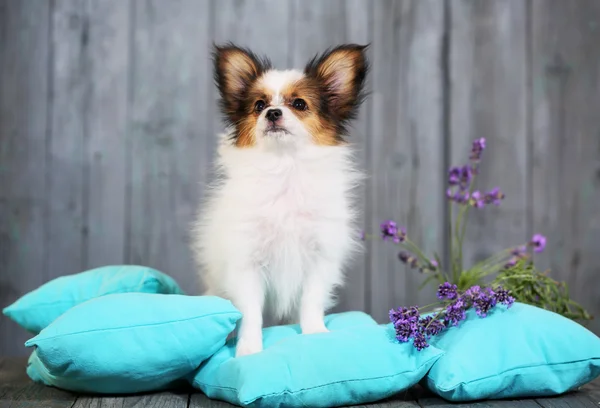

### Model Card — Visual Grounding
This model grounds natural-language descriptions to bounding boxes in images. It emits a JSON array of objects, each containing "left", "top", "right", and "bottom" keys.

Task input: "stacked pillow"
[
  {"left": 189, "top": 312, "right": 444, "bottom": 407},
  {"left": 25, "top": 293, "right": 241, "bottom": 393},
  {"left": 3, "top": 265, "right": 184, "bottom": 333},
  {"left": 423, "top": 303, "right": 600, "bottom": 401},
  {"left": 4, "top": 266, "right": 600, "bottom": 407}
]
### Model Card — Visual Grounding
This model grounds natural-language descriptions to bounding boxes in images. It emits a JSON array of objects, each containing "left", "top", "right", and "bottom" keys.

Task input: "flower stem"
[
  {"left": 448, "top": 197, "right": 454, "bottom": 282},
  {"left": 401, "top": 239, "right": 425, "bottom": 264},
  {"left": 468, "top": 247, "right": 515, "bottom": 277},
  {"left": 456, "top": 173, "right": 477, "bottom": 280}
]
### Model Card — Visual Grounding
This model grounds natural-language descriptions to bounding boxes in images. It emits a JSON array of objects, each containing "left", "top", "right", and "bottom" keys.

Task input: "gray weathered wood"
[
  {"left": 412, "top": 386, "right": 545, "bottom": 408},
  {"left": 0, "top": 0, "right": 51, "bottom": 357},
  {"left": 212, "top": 0, "right": 290, "bottom": 69},
  {"left": 1, "top": 0, "right": 600, "bottom": 357},
  {"left": 0, "top": 357, "right": 79, "bottom": 407},
  {"left": 368, "top": 0, "right": 445, "bottom": 322},
  {"left": 128, "top": 0, "right": 211, "bottom": 292},
  {"left": 189, "top": 393, "right": 239, "bottom": 408},
  {"left": 344, "top": 388, "right": 419, "bottom": 408},
  {"left": 48, "top": 0, "right": 130, "bottom": 277},
  {"left": 47, "top": 0, "right": 89, "bottom": 280},
  {"left": 73, "top": 393, "right": 188, "bottom": 408},
  {"left": 418, "top": 399, "right": 543, "bottom": 408},
  {"left": 530, "top": 0, "right": 600, "bottom": 334},
  {"left": 536, "top": 394, "right": 598, "bottom": 408},
  {"left": 84, "top": 0, "right": 130, "bottom": 268},
  {"left": 449, "top": 0, "right": 529, "bottom": 275}
]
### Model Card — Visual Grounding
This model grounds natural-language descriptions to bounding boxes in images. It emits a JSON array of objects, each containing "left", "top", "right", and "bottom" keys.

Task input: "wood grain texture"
[
  {"left": 128, "top": 0, "right": 211, "bottom": 292},
  {"left": 189, "top": 393, "right": 238, "bottom": 408},
  {"left": 47, "top": 0, "right": 89, "bottom": 280},
  {"left": 418, "top": 399, "right": 543, "bottom": 408},
  {"left": 288, "top": 0, "right": 372, "bottom": 316},
  {"left": 47, "top": 0, "right": 130, "bottom": 276},
  {"left": 368, "top": 0, "right": 445, "bottom": 322},
  {"left": 73, "top": 393, "right": 188, "bottom": 408},
  {"left": 0, "top": 357, "right": 78, "bottom": 408},
  {"left": 449, "top": 0, "right": 529, "bottom": 274},
  {"left": 536, "top": 393, "right": 599, "bottom": 408},
  {"left": 1, "top": 0, "right": 600, "bottom": 356},
  {"left": 84, "top": 0, "right": 130, "bottom": 269},
  {"left": 530, "top": 0, "right": 600, "bottom": 334},
  {"left": 0, "top": 0, "right": 51, "bottom": 357}
]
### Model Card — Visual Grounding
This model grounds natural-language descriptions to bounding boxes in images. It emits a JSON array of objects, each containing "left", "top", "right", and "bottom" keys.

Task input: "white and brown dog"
[{"left": 192, "top": 43, "right": 369, "bottom": 357}]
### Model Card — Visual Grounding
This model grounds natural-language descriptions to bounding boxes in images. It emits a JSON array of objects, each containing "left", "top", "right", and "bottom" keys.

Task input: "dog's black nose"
[{"left": 266, "top": 108, "right": 282, "bottom": 123}]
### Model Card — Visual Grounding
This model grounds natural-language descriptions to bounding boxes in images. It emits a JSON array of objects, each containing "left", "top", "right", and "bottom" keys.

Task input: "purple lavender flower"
[
  {"left": 448, "top": 167, "right": 461, "bottom": 185},
  {"left": 381, "top": 220, "right": 408, "bottom": 243},
  {"left": 419, "top": 316, "right": 445, "bottom": 337},
  {"left": 504, "top": 257, "right": 518, "bottom": 269},
  {"left": 464, "top": 285, "right": 481, "bottom": 299},
  {"left": 389, "top": 307, "right": 404, "bottom": 323},
  {"left": 470, "top": 190, "right": 485, "bottom": 208},
  {"left": 474, "top": 288, "right": 498, "bottom": 318},
  {"left": 394, "top": 226, "right": 407, "bottom": 243},
  {"left": 390, "top": 284, "right": 514, "bottom": 351},
  {"left": 494, "top": 287, "right": 515, "bottom": 308},
  {"left": 429, "top": 259, "right": 439, "bottom": 270},
  {"left": 459, "top": 165, "right": 473, "bottom": 190},
  {"left": 484, "top": 187, "right": 505, "bottom": 205},
  {"left": 394, "top": 317, "right": 419, "bottom": 343},
  {"left": 402, "top": 306, "right": 420, "bottom": 321},
  {"left": 398, "top": 252, "right": 419, "bottom": 269},
  {"left": 412, "top": 331, "right": 429, "bottom": 351},
  {"left": 381, "top": 220, "right": 398, "bottom": 240},
  {"left": 512, "top": 245, "right": 527, "bottom": 256},
  {"left": 444, "top": 298, "right": 467, "bottom": 326},
  {"left": 390, "top": 306, "right": 419, "bottom": 323},
  {"left": 454, "top": 190, "right": 470, "bottom": 204},
  {"left": 470, "top": 137, "right": 486, "bottom": 161},
  {"left": 437, "top": 282, "right": 458, "bottom": 300},
  {"left": 530, "top": 234, "right": 547, "bottom": 253}
]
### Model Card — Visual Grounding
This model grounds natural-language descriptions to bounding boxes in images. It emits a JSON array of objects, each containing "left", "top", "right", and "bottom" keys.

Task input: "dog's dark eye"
[
  {"left": 292, "top": 98, "right": 307, "bottom": 110},
  {"left": 254, "top": 100, "right": 266, "bottom": 113}
]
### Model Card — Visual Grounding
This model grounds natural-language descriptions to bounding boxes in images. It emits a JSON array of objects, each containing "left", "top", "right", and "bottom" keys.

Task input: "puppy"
[{"left": 191, "top": 43, "right": 369, "bottom": 357}]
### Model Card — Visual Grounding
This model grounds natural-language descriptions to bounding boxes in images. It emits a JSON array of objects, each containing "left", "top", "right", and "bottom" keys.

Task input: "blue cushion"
[
  {"left": 3, "top": 265, "right": 184, "bottom": 333},
  {"left": 25, "top": 293, "right": 241, "bottom": 394},
  {"left": 189, "top": 311, "right": 444, "bottom": 407},
  {"left": 425, "top": 302, "right": 600, "bottom": 401}
]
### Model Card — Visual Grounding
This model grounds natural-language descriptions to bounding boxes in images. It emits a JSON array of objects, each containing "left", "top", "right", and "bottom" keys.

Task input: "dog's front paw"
[
  {"left": 301, "top": 323, "right": 329, "bottom": 335},
  {"left": 235, "top": 335, "right": 263, "bottom": 357}
]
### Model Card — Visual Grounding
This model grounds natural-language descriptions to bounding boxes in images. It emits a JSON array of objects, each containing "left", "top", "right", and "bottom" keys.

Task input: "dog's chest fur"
[{"left": 195, "top": 143, "right": 361, "bottom": 319}]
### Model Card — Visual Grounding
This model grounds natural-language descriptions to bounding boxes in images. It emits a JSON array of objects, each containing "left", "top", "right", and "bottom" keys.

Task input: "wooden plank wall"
[{"left": 0, "top": 0, "right": 599, "bottom": 356}]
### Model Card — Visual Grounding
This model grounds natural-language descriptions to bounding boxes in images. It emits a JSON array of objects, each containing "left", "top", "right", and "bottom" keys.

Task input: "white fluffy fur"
[{"left": 191, "top": 69, "right": 363, "bottom": 357}]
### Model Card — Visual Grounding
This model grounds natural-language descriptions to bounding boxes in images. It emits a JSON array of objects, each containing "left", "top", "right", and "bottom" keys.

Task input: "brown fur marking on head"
[
  {"left": 213, "top": 43, "right": 271, "bottom": 146},
  {"left": 304, "top": 44, "right": 369, "bottom": 138},
  {"left": 281, "top": 78, "right": 340, "bottom": 146}
]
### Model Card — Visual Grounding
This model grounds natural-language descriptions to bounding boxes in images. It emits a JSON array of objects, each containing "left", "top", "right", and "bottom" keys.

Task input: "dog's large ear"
[
  {"left": 304, "top": 44, "right": 369, "bottom": 124},
  {"left": 213, "top": 43, "right": 271, "bottom": 124}
]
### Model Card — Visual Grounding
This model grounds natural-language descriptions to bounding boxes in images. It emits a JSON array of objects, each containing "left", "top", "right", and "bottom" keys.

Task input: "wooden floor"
[{"left": 1, "top": 357, "right": 599, "bottom": 408}]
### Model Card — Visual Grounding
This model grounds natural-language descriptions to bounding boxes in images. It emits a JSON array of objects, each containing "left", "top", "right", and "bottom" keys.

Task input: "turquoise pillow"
[
  {"left": 425, "top": 302, "right": 600, "bottom": 401},
  {"left": 190, "top": 311, "right": 444, "bottom": 407},
  {"left": 25, "top": 293, "right": 241, "bottom": 394},
  {"left": 3, "top": 265, "right": 184, "bottom": 333}
]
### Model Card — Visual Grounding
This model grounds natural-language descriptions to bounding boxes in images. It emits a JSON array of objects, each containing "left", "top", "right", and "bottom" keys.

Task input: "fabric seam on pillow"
[
  {"left": 28, "top": 311, "right": 241, "bottom": 344},
  {"left": 429, "top": 357, "right": 600, "bottom": 392},
  {"left": 7, "top": 279, "right": 170, "bottom": 311}
]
